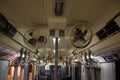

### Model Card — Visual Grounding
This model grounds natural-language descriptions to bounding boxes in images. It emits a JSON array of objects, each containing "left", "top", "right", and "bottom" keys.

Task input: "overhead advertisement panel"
[{"left": 0, "top": 46, "right": 16, "bottom": 60}]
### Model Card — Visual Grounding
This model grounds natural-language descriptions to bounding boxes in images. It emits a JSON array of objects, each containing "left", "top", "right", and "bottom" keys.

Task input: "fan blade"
[
  {"left": 77, "top": 29, "right": 87, "bottom": 43},
  {"left": 73, "top": 36, "right": 79, "bottom": 43},
  {"left": 29, "top": 32, "right": 33, "bottom": 36},
  {"left": 73, "top": 28, "right": 84, "bottom": 43},
  {"left": 28, "top": 38, "right": 37, "bottom": 46},
  {"left": 38, "top": 36, "right": 45, "bottom": 43},
  {"left": 83, "top": 29, "right": 87, "bottom": 36},
  {"left": 78, "top": 37, "right": 86, "bottom": 43}
]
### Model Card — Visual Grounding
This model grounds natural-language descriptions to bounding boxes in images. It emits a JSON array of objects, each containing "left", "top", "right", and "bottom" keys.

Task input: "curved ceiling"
[{"left": 0, "top": 0, "right": 120, "bottom": 61}]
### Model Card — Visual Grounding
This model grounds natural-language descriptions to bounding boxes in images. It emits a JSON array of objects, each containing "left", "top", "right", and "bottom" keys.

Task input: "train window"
[{"left": 45, "top": 65, "right": 50, "bottom": 70}]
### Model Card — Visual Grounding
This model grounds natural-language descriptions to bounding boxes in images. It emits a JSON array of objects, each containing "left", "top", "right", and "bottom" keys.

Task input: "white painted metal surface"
[{"left": 101, "top": 63, "right": 115, "bottom": 80}]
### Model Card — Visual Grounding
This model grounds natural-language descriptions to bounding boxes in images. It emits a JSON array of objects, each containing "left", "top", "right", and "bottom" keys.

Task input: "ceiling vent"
[
  {"left": 0, "top": 13, "right": 17, "bottom": 38},
  {"left": 96, "top": 12, "right": 120, "bottom": 40},
  {"left": 96, "top": 20, "right": 120, "bottom": 40},
  {"left": 4, "top": 24, "right": 17, "bottom": 38},
  {"left": 54, "top": 0, "right": 65, "bottom": 16},
  {"left": 50, "top": 29, "right": 55, "bottom": 36},
  {"left": 0, "top": 13, "right": 9, "bottom": 30},
  {"left": 104, "top": 21, "right": 120, "bottom": 35},
  {"left": 59, "top": 30, "right": 64, "bottom": 37}
]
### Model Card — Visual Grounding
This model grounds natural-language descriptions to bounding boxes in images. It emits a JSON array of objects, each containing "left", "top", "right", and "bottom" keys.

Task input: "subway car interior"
[{"left": 0, "top": 0, "right": 120, "bottom": 80}]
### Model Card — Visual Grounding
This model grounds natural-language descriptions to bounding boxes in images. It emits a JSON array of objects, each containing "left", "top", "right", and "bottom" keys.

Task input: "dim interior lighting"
[
  {"left": 52, "top": 38, "right": 61, "bottom": 53},
  {"left": 33, "top": 58, "right": 37, "bottom": 61},
  {"left": 91, "top": 55, "right": 96, "bottom": 58},
  {"left": 53, "top": 38, "right": 56, "bottom": 44},
  {"left": 81, "top": 54, "right": 85, "bottom": 60},
  {"left": 14, "top": 53, "right": 20, "bottom": 57},
  {"left": 74, "top": 59, "right": 78, "bottom": 62},
  {"left": 11, "top": 67, "right": 14, "bottom": 77},
  {"left": 22, "top": 54, "right": 25, "bottom": 58},
  {"left": 53, "top": 50, "right": 55, "bottom": 53},
  {"left": 58, "top": 38, "right": 60, "bottom": 43},
  {"left": 40, "top": 60, "right": 43, "bottom": 63},
  {"left": 45, "top": 65, "right": 50, "bottom": 70},
  {"left": 17, "top": 67, "right": 21, "bottom": 77},
  {"left": 87, "top": 55, "right": 89, "bottom": 59},
  {"left": 52, "top": 38, "right": 61, "bottom": 45}
]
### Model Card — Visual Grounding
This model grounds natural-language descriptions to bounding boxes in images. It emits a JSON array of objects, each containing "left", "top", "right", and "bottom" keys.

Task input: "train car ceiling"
[{"left": 0, "top": 0, "right": 120, "bottom": 64}]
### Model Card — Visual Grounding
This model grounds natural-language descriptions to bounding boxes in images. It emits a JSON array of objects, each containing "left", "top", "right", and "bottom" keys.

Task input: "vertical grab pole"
[
  {"left": 54, "top": 38, "right": 58, "bottom": 80},
  {"left": 13, "top": 62, "right": 18, "bottom": 80},
  {"left": 23, "top": 62, "right": 29, "bottom": 80}
]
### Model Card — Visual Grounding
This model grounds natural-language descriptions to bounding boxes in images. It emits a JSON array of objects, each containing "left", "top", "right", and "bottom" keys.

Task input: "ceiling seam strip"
[
  {"left": 66, "top": 0, "right": 76, "bottom": 26},
  {"left": 42, "top": 0, "right": 48, "bottom": 26}
]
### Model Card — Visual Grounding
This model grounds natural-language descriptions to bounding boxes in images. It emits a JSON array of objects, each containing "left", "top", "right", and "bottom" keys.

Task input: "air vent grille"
[
  {"left": 50, "top": 29, "right": 55, "bottom": 36},
  {"left": 4, "top": 24, "right": 17, "bottom": 38},
  {"left": 96, "top": 20, "right": 120, "bottom": 40},
  {"left": 0, "top": 13, "right": 17, "bottom": 38},
  {"left": 59, "top": 30, "right": 64, "bottom": 37},
  {"left": 49, "top": 29, "right": 65, "bottom": 37},
  {"left": 105, "top": 21, "right": 120, "bottom": 35},
  {"left": 96, "top": 29, "right": 107, "bottom": 40},
  {"left": 0, "top": 24, "right": 17, "bottom": 38},
  {"left": 0, "top": 13, "right": 9, "bottom": 30}
]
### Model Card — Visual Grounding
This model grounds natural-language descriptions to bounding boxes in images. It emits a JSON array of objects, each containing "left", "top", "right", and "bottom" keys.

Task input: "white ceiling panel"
[{"left": 0, "top": 0, "right": 47, "bottom": 31}]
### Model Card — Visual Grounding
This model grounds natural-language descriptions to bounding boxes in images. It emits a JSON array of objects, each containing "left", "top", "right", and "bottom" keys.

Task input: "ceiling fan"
[
  {"left": 70, "top": 23, "right": 92, "bottom": 48},
  {"left": 24, "top": 29, "right": 47, "bottom": 49}
]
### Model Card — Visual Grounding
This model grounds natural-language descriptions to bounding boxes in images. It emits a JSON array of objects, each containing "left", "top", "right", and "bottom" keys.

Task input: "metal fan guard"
[
  {"left": 24, "top": 29, "right": 47, "bottom": 49},
  {"left": 70, "top": 23, "right": 92, "bottom": 48}
]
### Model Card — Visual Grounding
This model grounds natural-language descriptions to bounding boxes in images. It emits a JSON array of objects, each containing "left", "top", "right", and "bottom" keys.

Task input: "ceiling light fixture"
[{"left": 54, "top": 0, "right": 65, "bottom": 16}]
